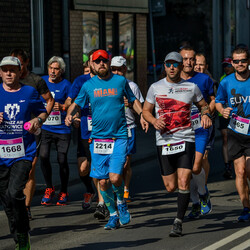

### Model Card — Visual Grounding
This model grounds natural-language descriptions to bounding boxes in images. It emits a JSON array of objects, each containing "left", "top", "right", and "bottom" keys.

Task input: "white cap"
[
  {"left": 111, "top": 56, "right": 126, "bottom": 67},
  {"left": 0, "top": 56, "right": 21, "bottom": 69}
]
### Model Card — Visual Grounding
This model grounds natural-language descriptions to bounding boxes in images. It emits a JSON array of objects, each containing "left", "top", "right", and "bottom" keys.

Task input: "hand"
[
  {"left": 0, "top": 112, "right": 3, "bottom": 124},
  {"left": 222, "top": 107, "right": 233, "bottom": 119},
  {"left": 124, "top": 97, "right": 129, "bottom": 107},
  {"left": 65, "top": 115, "right": 73, "bottom": 126},
  {"left": 73, "top": 118, "right": 81, "bottom": 128},
  {"left": 201, "top": 114, "right": 212, "bottom": 129},
  {"left": 140, "top": 115, "right": 149, "bottom": 133},
  {"left": 53, "top": 102, "right": 61, "bottom": 111},
  {"left": 152, "top": 116, "right": 166, "bottom": 130},
  {"left": 27, "top": 118, "right": 40, "bottom": 134}
]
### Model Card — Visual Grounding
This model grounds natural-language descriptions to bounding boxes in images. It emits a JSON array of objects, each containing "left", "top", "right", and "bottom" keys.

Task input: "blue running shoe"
[
  {"left": 188, "top": 203, "right": 201, "bottom": 219},
  {"left": 238, "top": 207, "right": 250, "bottom": 222},
  {"left": 200, "top": 191, "right": 212, "bottom": 215},
  {"left": 117, "top": 202, "right": 131, "bottom": 225},
  {"left": 104, "top": 215, "right": 120, "bottom": 230}
]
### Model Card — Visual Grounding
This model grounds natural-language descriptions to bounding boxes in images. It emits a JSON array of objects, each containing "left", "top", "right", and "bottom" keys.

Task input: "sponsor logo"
[
  {"left": 94, "top": 88, "right": 118, "bottom": 97},
  {"left": 19, "top": 100, "right": 25, "bottom": 103}
]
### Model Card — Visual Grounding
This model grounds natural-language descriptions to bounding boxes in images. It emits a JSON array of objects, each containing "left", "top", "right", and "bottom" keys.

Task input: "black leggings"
[{"left": 40, "top": 130, "right": 71, "bottom": 193}]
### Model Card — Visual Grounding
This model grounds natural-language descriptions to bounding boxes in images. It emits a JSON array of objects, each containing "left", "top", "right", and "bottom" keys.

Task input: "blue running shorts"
[
  {"left": 89, "top": 138, "right": 128, "bottom": 179},
  {"left": 126, "top": 127, "right": 136, "bottom": 155}
]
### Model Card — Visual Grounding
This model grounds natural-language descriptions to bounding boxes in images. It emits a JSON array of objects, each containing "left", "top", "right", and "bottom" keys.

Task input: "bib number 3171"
[
  {"left": 94, "top": 139, "right": 114, "bottom": 154},
  {"left": 162, "top": 141, "right": 186, "bottom": 155}
]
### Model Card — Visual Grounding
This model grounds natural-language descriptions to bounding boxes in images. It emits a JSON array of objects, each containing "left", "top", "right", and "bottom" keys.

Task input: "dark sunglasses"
[
  {"left": 94, "top": 58, "right": 109, "bottom": 64},
  {"left": 232, "top": 59, "right": 248, "bottom": 64},
  {"left": 165, "top": 62, "right": 180, "bottom": 68}
]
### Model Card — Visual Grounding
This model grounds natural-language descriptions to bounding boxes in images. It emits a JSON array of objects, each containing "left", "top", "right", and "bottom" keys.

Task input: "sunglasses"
[
  {"left": 232, "top": 59, "right": 248, "bottom": 64},
  {"left": 94, "top": 58, "right": 109, "bottom": 64},
  {"left": 165, "top": 62, "right": 180, "bottom": 68}
]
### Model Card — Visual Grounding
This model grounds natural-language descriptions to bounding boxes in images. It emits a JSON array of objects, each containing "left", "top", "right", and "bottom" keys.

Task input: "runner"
[
  {"left": 143, "top": 51, "right": 212, "bottom": 237},
  {"left": 40, "top": 56, "right": 71, "bottom": 206},
  {"left": 10, "top": 49, "right": 54, "bottom": 219},
  {"left": 110, "top": 56, "right": 148, "bottom": 202},
  {"left": 215, "top": 46, "right": 250, "bottom": 221},
  {"left": 66, "top": 49, "right": 146, "bottom": 230},
  {"left": 65, "top": 49, "right": 109, "bottom": 219},
  {"left": 0, "top": 56, "right": 47, "bottom": 249},
  {"left": 180, "top": 47, "right": 215, "bottom": 219}
]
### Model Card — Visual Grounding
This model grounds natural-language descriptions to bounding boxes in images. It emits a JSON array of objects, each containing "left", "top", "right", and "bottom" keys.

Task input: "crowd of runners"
[{"left": 0, "top": 43, "right": 249, "bottom": 249}]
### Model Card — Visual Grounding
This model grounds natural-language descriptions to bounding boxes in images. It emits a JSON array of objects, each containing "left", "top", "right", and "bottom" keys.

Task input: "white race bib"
[
  {"left": 162, "top": 141, "right": 186, "bottom": 155},
  {"left": 230, "top": 114, "right": 250, "bottom": 135},
  {"left": 44, "top": 111, "right": 61, "bottom": 125},
  {"left": 0, "top": 137, "right": 25, "bottom": 158},
  {"left": 87, "top": 116, "right": 92, "bottom": 131},
  {"left": 94, "top": 139, "right": 114, "bottom": 154},
  {"left": 191, "top": 113, "right": 201, "bottom": 130}
]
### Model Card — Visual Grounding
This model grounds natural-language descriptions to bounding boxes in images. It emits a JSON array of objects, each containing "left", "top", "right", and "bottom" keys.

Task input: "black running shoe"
[
  {"left": 169, "top": 219, "right": 183, "bottom": 237},
  {"left": 94, "top": 204, "right": 109, "bottom": 220}
]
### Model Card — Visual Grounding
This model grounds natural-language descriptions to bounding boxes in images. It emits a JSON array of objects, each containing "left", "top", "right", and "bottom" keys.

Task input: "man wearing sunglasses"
[
  {"left": 143, "top": 51, "right": 212, "bottom": 237},
  {"left": 216, "top": 47, "right": 250, "bottom": 222},
  {"left": 180, "top": 46, "right": 215, "bottom": 220},
  {"left": 65, "top": 49, "right": 146, "bottom": 230}
]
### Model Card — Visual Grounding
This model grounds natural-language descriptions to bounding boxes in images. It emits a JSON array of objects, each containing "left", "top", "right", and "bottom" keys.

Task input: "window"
[{"left": 30, "top": 0, "right": 44, "bottom": 74}]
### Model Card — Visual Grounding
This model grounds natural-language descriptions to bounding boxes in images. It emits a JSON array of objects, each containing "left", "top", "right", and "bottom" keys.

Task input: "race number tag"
[
  {"left": 94, "top": 139, "right": 114, "bottom": 154},
  {"left": 87, "top": 116, "right": 92, "bottom": 131},
  {"left": 0, "top": 137, "right": 25, "bottom": 158},
  {"left": 162, "top": 141, "right": 186, "bottom": 155},
  {"left": 44, "top": 111, "right": 61, "bottom": 125},
  {"left": 127, "top": 127, "right": 132, "bottom": 138},
  {"left": 191, "top": 113, "right": 201, "bottom": 130},
  {"left": 230, "top": 114, "right": 250, "bottom": 135}
]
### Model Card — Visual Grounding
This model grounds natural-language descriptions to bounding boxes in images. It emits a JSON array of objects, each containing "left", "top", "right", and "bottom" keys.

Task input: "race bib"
[
  {"left": 127, "top": 127, "right": 132, "bottom": 138},
  {"left": 44, "top": 111, "right": 61, "bottom": 125},
  {"left": 0, "top": 137, "right": 25, "bottom": 158},
  {"left": 230, "top": 114, "right": 250, "bottom": 135},
  {"left": 162, "top": 141, "right": 186, "bottom": 155},
  {"left": 94, "top": 139, "right": 114, "bottom": 154},
  {"left": 191, "top": 113, "right": 201, "bottom": 130},
  {"left": 87, "top": 116, "right": 92, "bottom": 131}
]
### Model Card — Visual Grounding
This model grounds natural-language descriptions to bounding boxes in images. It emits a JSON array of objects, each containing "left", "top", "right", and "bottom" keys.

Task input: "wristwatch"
[
  {"left": 203, "top": 113, "right": 212, "bottom": 119},
  {"left": 37, "top": 117, "right": 43, "bottom": 125}
]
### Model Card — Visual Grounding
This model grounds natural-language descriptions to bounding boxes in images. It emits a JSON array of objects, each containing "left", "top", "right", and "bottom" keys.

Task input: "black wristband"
[
  {"left": 203, "top": 113, "right": 212, "bottom": 119},
  {"left": 37, "top": 117, "right": 43, "bottom": 125},
  {"left": 139, "top": 112, "right": 143, "bottom": 117}
]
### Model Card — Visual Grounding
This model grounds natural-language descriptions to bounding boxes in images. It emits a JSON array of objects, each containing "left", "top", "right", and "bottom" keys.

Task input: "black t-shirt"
[{"left": 20, "top": 72, "right": 49, "bottom": 96}]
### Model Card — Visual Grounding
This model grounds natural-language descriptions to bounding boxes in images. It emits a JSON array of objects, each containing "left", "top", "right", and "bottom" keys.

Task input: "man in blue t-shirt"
[
  {"left": 0, "top": 56, "right": 47, "bottom": 249},
  {"left": 180, "top": 47, "right": 215, "bottom": 219},
  {"left": 216, "top": 47, "right": 250, "bottom": 221},
  {"left": 66, "top": 49, "right": 146, "bottom": 230}
]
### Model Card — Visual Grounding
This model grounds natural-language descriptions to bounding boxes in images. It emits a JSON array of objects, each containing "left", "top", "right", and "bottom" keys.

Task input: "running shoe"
[
  {"left": 117, "top": 202, "right": 131, "bottom": 225},
  {"left": 169, "top": 218, "right": 182, "bottom": 237},
  {"left": 187, "top": 203, "right": 201, "bottom": 219},
  {"left": 56, "top": 192, "right": 69, "bottom": 206},
  {"left": 15, "top": 233, "right": 30, "bottom": 250},
  {"left": 41, "top": 187, "right": 55, "bottom": 205},
  {"left": 223, "top": 169, "right": 233, "bottom": 179},
  {"left": 238, "top": 207, "right": 250, "bottom": 222},
  {"left": 94, "top": 204, "right": 109, "bottom": 220},
  {"left": 124, "top": 191, "right": 132, "bottom": 203},
  {"left": 200, "top": 190, "right": 212, "bottom": 215},
  {"left": 104, "top": 215, "right": 120, "bottom": 230},
  {"left": 82, "top": 193, "right": 95, "bottom": 210},
  {"left": 26, "top": 206, "right": 32, "bottom": 221}
]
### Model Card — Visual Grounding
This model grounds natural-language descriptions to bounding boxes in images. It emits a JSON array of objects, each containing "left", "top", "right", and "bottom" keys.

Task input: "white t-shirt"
[
  {"left": 125, "top": 80, "right": 144, "bottom": 128},
  {"left": 146, "top": 78, "right": 203, "bottom": 146}
]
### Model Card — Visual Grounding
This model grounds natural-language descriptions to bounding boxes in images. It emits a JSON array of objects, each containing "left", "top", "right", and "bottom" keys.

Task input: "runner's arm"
[
  {"left": 215, "top": 103, "right": 232, "bottom": 119},
  {"left": 65, "top": 102, "right": 81, "bottom": 126},
  {"left": 41, "top": 91, "right": 55, "bottom": 116},
  {"left": 143, "top": 100, "right": 166, "bottom": 130},
  {"left": 0, "top": 112, "right": 3, "bottom": 124},
  {"left": 195, "top": 98, "right": 212, "bottom": 129},
  {"left": 65, "top": 97, "right": 73, "bottom": 109},
  {"left": 132, "top": 99, "right": 149, "bottom": 132},
  {"left": 208, "top": 95, "right": 216, "bottom": 115}
]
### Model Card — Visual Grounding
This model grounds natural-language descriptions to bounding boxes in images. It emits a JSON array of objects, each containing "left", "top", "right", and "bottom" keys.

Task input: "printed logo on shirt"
[
  {"left": 4, "top": 104, "right": 20, "bottom": 120},
  {"left": 19, "top": 100, "right": 25, "bottom": 103},
  {"left": 51, "top": 91, "right": 55, "bottom": 98},
  {"left": 167, "top": 87, "right": 192, "bottom": 94},
  {"left": 94, "top": 88, "right": 118, "bottom": 97}
]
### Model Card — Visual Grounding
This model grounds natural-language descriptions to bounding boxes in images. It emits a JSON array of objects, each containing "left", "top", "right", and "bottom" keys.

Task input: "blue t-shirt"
[
  {"left": 75, "top": 74, "right": 136, "bottom": 139},
  {"left": 41, "top": 76, "right": 71, "bottom": 134},
  {"left": 0, "top": 83, "right": 46, "bottom": 166},
  {"left": 68, "top": 74, "right": 91, "bottom": 139},
  {"left": 215, "top": 73, "right": 250, "bottom": 135}
]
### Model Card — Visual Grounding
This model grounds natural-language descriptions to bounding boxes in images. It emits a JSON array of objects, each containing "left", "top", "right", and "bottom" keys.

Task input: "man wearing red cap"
[{"left": 66, "top": 50, "right": 146, "bottom": 230}]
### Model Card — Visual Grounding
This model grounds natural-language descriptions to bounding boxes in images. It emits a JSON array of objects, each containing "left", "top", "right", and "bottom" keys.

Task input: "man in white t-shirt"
[
  {"left": 110, "top": 56, "right": 148, "bottom": 202},
  {"left": 143, "top": 51, "right": 212, "bottom": 237}
]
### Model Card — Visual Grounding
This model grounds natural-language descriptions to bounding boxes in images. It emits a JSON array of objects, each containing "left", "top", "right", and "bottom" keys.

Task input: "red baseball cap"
[
  {"left": 222, "top": 57, "right": 232, "bottom": 64},
  {"left": 92, "top": 50, "right": 109, "bottom": 61}
]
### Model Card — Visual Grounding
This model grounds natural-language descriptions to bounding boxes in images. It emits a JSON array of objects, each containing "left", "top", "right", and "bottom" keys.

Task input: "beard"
[
  {"left": 90, "top": 65, "right": 96, "bottom": 75},
  {"left": 97, "top": 68, "right": 109, "bottom": 77}
]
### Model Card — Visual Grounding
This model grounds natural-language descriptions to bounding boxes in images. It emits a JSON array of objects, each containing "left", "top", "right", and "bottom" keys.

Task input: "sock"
[
  {"left": 80, "top": 175, "right": 94, "bottom": 194},
  {"left": 177, "top": 189, "right": 190, "bottom": 220},
  {"left": 112, "top": 182, "right": 125, "bottom": 202},
  {"left": 100, "top": 186, "right": 116, "bottom": 214},
  {"left": 98, "top": 201, "right": 104, "bottom": 206},
  {"left": 193, "top": 168, "right": 206, "bottom": 196},
  {"left": 190, "top": 176, "right": 199, "bottom": 204}
]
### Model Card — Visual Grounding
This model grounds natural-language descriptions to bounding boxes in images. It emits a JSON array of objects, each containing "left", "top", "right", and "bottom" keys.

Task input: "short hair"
[
  {"left": 232, "top": 47, "right": 249, "bottom": 59},
  {"left": 196, "top": 52, "right": 207, "bottom": 64},
  {"left": 47, "top": 56, "right": 66, "bottom": 73},
  {"left": 179, "top": 46, "right": 195, "bottom": 54},
  {"left": 10, "top": 48, "right": 30, "bottom": 62}
]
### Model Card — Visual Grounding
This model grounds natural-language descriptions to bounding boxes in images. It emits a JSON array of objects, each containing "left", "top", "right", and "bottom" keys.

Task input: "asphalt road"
[{"left": 1, "top": 121, "right": 250, "bottom": 250}]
